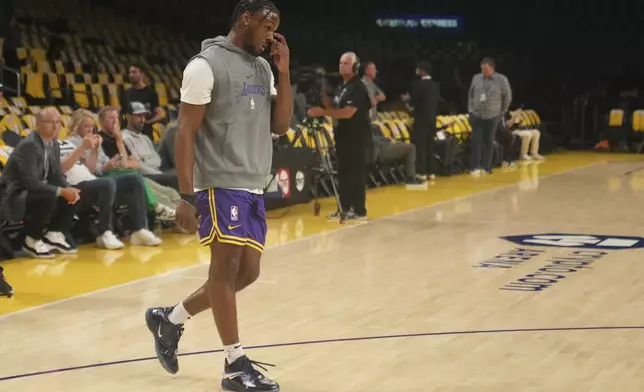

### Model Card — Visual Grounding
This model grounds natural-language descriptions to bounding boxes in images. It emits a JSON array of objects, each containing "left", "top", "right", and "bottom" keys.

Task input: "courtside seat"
[
  {"left": 73, "top": 84, "right": 91, "bottom": 109},
  {"left": 633, "top": 110, "right": 644, "bottom": 132},
  {"left": 0, "top": 115, "right": 24, "bottom": 134},
  {"left": 10, "top": 97, "right": 27, "bottom": 110},
  {"left": 608, "top": 109, "right": 624, "bottom": 127},
  {"left": 25, "top": 73, "right": 46, "bottom": 100},
  {"left": 22, "top": 114, "right": 36, "bottom": 130}
]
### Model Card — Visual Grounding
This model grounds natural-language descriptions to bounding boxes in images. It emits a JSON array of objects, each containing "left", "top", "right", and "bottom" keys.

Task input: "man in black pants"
[
  {"left": 0, "top": 108, "right": 80, "bottom": 259},
  {"left": 403, "top": 61, "right": 439, "bottom": 181},
  {"left": 308, "top": 52, "right": 372, "bottom": 220}
]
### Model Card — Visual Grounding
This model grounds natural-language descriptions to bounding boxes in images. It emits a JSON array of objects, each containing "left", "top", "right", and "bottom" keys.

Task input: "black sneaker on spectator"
[
  {"left": 43, "top": 231, "right": 77, "bottom": 254},
  {"left": 130, "top": 229, "right": 163, "bottom": 246},
  {"left": 0, "top": 266, "right": 13, "bottom": 298},
  {"left": 344, "top": 210, "right": 367, "bottom": 222},
  {"left": 327, "top": 210, "right": 340, "bottom": 220},
  {"left": 22, "top": 236, "right": 54, "bottom": 259},
  {"left": 405, "top": 176, "right": 428, "bottom": 190},
  {"left": 221, "top": 355, "right": 280, "bottom": 392}
]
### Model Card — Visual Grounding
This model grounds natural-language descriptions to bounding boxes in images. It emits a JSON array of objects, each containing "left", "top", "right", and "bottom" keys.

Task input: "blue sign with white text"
[{"left": 501, "top": 233, "right": 644, "bottom": 250}]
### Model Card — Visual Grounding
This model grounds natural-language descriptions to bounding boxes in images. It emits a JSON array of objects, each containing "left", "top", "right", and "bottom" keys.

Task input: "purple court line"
[{"left": 1, "top": 325, "right": 643, "bottom": 382}]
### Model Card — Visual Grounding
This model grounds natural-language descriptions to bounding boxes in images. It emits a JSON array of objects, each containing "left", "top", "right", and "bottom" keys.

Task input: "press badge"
[{"left": 480, "top": 93, "right": 486, "bottom": 102}]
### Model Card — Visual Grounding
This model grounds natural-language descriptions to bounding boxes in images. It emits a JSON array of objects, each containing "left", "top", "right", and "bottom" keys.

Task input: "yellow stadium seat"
[
  {"left": 11, "top": 97, "right": 27, "bottom": 109},
  {"left": 106, "top": 84, "right": 121, "bottom": 107},
  {"left": 25, "top": 73, "right": 46, "bottom": 99},
  {"left": 152, "top": 123, "right": 164, "bottom": 144},
  {"left": 55, "top": 106, "right": 71, "bottom": 115},
  {"left": 16, "top": 48, "right": 28, "bottom": 61},
  {"left": 113, "top": 74, "right": 125, "bottom": 84},
  {"left": 155, "top": 83, "right": 169, "bottom": 107},
  {"left": 0, "top": 115, "right": 24, "bottom": 133},
  {"left": 58, "top": 128, "right": 68, "bottom": 140},
  {"left": 46, "top": 73, "right": 63, "bottom": 98},
  {"left": 527, "top": 110, "right": 541, "bottom": 126},
  {"left": 82, "top": 73, "right": 93, "bottom": 84},
  {"left": 54, "top": 60, "right": 66, "bottom": 74},
  {"left": 0, "top": 96, "right": 8, "bottom": 109},
  {"left": 73, "top": 61, "right": 83, "bottom": 75},
  {"left": 61, "top": 114, "right": 71, "bottom": 128},
  {"left": 97, "top": 73, "right": 110, "bottom": 85},
  {"left": 73, "top": 84, "right": 91, "bottom": 109},
  {"left": 609, "top": 109, "right": 624, "bottom": 127},
  {"left": 632, "top": 110, "right": 644, "bottom": 132},
  {"left": 0, "top": 145, "right": 11, "bottom": 167},
  {"left": 29, "top": 48, "right": 47, "bottom": 62},
  {"left": 89, "top": 84, "right": 106, "bottom": 108},
  {"left": 22, "top": 114, "right": 36, "bottom": 130}
]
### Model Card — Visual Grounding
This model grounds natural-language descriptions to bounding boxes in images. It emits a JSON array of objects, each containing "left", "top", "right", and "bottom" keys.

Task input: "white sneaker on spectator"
[
  {"left": 531, "top": 154, "right": 545, "bottom": 160},
  {"left": 470, "top": 169, "right": 481, "bottom": 177},
  {"left": 155, "top": 205, "right": 176, "bottom": 221},
  {"left": 97, "top": 231, "right": 125, "bottom": 250},
  {"left": 43, "top": 231, "right": 77, "bottom": 254},
  {"left": 130, "top": 229, "right": 162, "bottom": 247},
  {"left": 521, "top": 154, "right": 532, "bottom": 161},
  {"left": 22, "top": 236, "right": 54, "bottom": 259}
]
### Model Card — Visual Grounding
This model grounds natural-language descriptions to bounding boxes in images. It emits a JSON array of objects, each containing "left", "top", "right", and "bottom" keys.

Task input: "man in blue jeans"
[{"left": 467, "top": 57, "right": 512, "bottom": 176}]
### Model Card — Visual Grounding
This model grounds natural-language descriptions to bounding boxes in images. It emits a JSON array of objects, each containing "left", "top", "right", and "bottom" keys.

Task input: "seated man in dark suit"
[
  {"left": 371, "top": 126, "right": 426, "bottom": 188},
  {"left": 0, "top": 108, "right": 81, "bottom": 258}
]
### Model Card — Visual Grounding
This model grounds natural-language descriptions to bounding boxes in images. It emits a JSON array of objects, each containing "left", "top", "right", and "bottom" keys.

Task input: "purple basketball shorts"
[{"left": 195, "top": 188, "right": 267, "bottom": 253}]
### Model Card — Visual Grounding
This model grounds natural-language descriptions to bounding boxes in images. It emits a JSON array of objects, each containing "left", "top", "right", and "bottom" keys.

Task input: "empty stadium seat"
[{"left": 609, "top": 109, "right": 624, "bottom": 127}]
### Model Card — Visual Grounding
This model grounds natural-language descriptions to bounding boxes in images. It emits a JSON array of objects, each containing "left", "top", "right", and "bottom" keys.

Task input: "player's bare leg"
[{"left": 145, "top": 244, "right": 265, "bottom": 375}]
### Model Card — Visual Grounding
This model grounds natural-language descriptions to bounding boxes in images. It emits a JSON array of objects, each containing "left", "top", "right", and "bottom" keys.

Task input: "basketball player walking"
[{"left": 145, "top": 1, "right": 292, "bottom": 391}]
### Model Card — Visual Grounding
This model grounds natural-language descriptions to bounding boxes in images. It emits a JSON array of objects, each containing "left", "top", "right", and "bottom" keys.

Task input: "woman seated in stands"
[
  {"left": 509, "top": 110, "right": 544, "bottom": 161},
  {"left": 60, "top": 109, "right": 175, "bottom": 248}
]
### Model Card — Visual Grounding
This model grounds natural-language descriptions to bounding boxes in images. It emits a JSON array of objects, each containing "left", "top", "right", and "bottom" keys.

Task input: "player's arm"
[
  {"left": 175, "top": 57, "right": 213, "bottom": 196},
  {"left": 269, "top": 33, "right": 293, "bottom": 135},
  {"left": 176, "top": 103, "right": 206, "bottom": 194}
]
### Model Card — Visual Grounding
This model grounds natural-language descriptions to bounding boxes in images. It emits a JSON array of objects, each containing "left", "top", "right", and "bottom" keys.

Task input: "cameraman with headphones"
[{"left": 308, "top": 52, "right": 371, "bottom": 221}]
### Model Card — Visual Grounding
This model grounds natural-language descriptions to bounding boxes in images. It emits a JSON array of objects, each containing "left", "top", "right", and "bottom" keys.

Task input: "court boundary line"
[
  {"left": 1, "top": 324, "right": 642, "bottom": 382},
  {"left": 0, "top": 161, "right": 603, "bottom": 320}
]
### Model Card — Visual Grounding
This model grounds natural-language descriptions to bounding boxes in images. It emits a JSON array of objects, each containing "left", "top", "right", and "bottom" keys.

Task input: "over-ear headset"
[{"left": 352, "top": 54, "right": 361, "bottom": 76}]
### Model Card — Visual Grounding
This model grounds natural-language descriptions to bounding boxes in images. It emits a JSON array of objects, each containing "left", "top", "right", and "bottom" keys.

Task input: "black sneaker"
[
  {"left": 145, "top": 307, "right": 184, "bottom": 374},
  {"left": 0, "top": 267, "right": 13, "bottom": 298},
  {"left": 344, "top": 211, "right": 367, "bottom": 222},
  {"left": 221, "top": 355, "right": 280, "bottom": 392},
  {"left": 405, "top": 177, "right": 428, "bottom": 189}
]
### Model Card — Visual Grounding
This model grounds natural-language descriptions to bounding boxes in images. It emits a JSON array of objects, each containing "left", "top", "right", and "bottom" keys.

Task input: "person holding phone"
[{"left": 144, "top": 1, "right": 292, "bottom": 391}]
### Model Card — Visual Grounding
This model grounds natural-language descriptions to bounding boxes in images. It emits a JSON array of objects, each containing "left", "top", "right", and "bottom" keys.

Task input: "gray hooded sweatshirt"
[{"left": 190, "top": 36, "right": 274, "bottom": 191}]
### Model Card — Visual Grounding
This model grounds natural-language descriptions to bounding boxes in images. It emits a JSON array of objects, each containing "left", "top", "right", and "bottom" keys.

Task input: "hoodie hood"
[{"left": 201, "top": 36, "right": 250, "bottom": 57}]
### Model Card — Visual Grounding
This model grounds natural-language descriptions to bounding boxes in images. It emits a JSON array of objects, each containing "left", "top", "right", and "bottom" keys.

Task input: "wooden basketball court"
[{"left": 2, "top": 152, "right": 644, "bottom": 391}]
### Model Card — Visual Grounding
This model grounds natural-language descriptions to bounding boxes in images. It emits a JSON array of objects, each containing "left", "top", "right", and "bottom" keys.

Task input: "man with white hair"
[
  {"left": 308, "top": 51, "right": 372, "bottom": 220},
  {"left": 0, "top": 108, "right": 80, "bottom": 258}
]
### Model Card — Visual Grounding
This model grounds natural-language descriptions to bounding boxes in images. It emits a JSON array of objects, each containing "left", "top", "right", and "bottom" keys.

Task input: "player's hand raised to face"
[{"left": 271, "top": 33, "right": 289, "bottom": 73}]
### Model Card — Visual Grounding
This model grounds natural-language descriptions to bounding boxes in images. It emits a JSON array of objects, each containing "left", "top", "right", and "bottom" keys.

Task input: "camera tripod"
[{"left": 291, "top": 117, "right": 348, "bottom": 223}]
